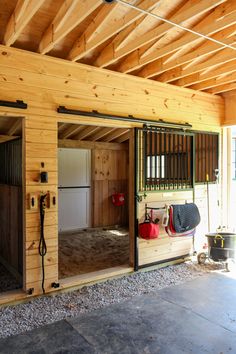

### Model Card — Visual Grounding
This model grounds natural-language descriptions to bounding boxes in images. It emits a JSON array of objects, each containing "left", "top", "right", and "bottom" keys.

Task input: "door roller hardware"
[
  {"left": 0, "top": 99, "right": 27, "bottom": 109},
  {"left": 46, "top": 191, "right": 57, "bottom": 209}
]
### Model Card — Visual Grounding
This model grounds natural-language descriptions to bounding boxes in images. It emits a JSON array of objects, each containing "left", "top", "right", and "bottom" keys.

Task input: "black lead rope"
[{"left": 39, "top": 194, "right": 47, "bottom": 294}]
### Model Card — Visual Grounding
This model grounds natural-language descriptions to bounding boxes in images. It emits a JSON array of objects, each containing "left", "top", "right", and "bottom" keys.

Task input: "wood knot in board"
[
  {"left": 144, "top": 89, "right": 149, "bottom": 95},
  {"left": 2, "top": 51, "right": 7, "bottom": 56}
]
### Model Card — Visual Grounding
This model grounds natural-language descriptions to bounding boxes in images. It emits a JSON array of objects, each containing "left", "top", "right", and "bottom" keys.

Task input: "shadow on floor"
[{"left": 1, "top": 272, "right": 236, "bottom": 353}]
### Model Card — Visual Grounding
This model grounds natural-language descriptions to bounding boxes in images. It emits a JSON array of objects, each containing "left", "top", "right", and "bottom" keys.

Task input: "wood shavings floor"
[
  {"left": 0, "top": 263, "right": 21, "bottom": 293},
  {"left": 59, "top": 227, "right": 129, "bottom": 279}
]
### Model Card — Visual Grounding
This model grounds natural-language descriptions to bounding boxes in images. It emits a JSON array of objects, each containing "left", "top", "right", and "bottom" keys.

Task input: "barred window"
[{"left": 137, "top": 128, "right": 219, "bottom": 192}]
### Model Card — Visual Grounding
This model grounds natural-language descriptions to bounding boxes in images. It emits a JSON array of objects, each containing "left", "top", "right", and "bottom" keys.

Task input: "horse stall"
[
  {"left": 57, "top": 123, "right": 131, "bottom": 281},
  {"left": 0, "top": 117, "right": 23, "bottom": 295}
]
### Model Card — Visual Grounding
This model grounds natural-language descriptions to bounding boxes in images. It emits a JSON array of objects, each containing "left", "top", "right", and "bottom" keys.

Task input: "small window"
[{"left": 146, "top": 155, "right": 165, "bottom": 180}]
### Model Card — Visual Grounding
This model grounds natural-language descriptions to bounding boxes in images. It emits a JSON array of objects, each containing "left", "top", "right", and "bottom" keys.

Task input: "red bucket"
[
  {"left": 139, "top": 222, "right": 159, "bottom": 239},
  {"left": 112, "top": 193, "right": 125, "bottom": 206}
]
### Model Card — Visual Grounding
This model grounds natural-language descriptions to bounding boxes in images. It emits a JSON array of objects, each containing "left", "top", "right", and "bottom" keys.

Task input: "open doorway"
[
  {"left": 57, "top": 122, "right": 131, "bottom": 279},
  {"left": 0, "top": 117, "right": 23, "bottom": 293}
]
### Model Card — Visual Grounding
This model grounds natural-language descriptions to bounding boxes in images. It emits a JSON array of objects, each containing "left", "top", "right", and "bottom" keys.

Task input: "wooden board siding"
[
  {"left": 223, "top": 90, "right": 236, "bottom": 126},
  {"left": 24, "top": 118, "right": 58, "bottom": 293},
  {"left": 0, "top": 45, "right": 224, "bottom": 298},
  {"left": 0, "top": 46, "right": 224, "bottom": 130},
  {"left": 93, "top": 149, "right": 128, "bottom": 227}
]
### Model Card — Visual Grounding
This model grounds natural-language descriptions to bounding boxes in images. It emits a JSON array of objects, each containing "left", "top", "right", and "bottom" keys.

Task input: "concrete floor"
[{"left": 0, "top": 272, "right": 236, "bottom": 353}]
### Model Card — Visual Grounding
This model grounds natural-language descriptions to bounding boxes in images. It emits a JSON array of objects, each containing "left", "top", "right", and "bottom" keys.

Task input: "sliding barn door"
[{"left": 135, "top": 127, "right": 195, "bottom": 268}]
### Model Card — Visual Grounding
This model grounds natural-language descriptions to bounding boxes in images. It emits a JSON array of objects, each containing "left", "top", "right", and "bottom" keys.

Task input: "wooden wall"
[
  {"left": 0, "top": 184, "right": 23, "bottom": 276},
  {"left": 0, "top": 45, "right": 224, "bottom": 296},
  {"left": 223, "top": 90, "right": 236, "bottom": 126},
  {"left": 93, "top": 148, "right": 128, "bottom": 227}
]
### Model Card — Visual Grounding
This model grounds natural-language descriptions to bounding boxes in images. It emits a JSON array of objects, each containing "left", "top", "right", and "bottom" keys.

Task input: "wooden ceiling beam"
[
  {"left": 115, "top": 131, "right": 130, "bottom": 143},
  {"left": 0, "top": 135, "right": 20, "bottom": 143},
  {"left": 68, "top": 0, "right": 157, "bottom": 61},
  {"left": 155, "top": 48, "right": 236, "bottom": 83},
  {"left": 140, "top": 28, "right": 236, "bottom": 80},
  {"left": 59, "top": 125, "right": 84, "bottom": 139},
  {"left": 58, "top": 123, "right": 69, "bottom": 133},
  {"left": 94, "top": 0, "right": 226, "bottom": 68},
  {"left": 6, "top": 119, "right": 21, "bottom": 136},
  {"left": 80, "top": 2, "right": 119, "bottom": 45},
  {"left": 73, "top": 126, "right": 100, "bottom": 140},
  {"left": 136, "top": 16, "right": 236, "bottom": 77},
  {"left": 38, "top": 0, "right": 102, "bottom": 55},
  {"left": 190, "top": 71, "right": 236, "bottom": 91},
  {"left": 90, "top": 127, "right": 116, "bottom": 141},
  {"left": 4, "top": 0, "right": 45, "bottom": 46},
  {"left": 206, "top": 82, "right": 236, "bottom": 94},
  {"left": 174, "top": 60, "right": 236, "bottom": 87},
  {"left": 118, "top": 0, "right": 235, "bottom": 74},
  {"left": 102, "top": 129, "right": 130, "bottom": 143}
]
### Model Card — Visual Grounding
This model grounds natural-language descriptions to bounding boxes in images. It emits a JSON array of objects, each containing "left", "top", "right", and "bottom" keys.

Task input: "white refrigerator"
[{"left": 58, "top": 148, "right": 91, "bottom": 232}]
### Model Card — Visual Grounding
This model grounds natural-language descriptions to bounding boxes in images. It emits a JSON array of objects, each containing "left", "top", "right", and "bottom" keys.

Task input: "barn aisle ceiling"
[{"left": 1, "top": 0, "right": 236, "bottom": 95}]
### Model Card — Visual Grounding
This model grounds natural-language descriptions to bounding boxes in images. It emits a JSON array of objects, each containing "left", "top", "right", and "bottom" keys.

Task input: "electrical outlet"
[
  {"left": 46, "top": 191, "right": 56, "bottom": 208},
  {"left": 28, "top": 193, "right": 38, "bottom": 210}
]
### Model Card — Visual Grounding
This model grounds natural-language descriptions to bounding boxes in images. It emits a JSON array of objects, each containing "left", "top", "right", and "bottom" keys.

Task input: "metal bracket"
[
  {"left": 136, "top": 192, "right": 147, "bottom": 203},
  {"left": 0, "top": 99, "right": 27, "bottom": 109}
]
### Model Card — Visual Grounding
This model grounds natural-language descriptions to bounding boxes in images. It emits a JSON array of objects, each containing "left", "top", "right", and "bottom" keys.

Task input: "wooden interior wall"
[
  {"left": 0, "top": 45, "right": 224, "bottom": 296},
  {"left": 223, "top": 91, "right": 236, "bottom": 126},
  {"left": 0, "top": 184, "right": 22, "bottom": 276},
  {"left": 93, "top": 148, "right": 128, "bottom": 227}
]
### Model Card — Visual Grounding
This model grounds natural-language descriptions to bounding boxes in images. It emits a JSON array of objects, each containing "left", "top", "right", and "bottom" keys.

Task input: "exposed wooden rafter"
[
  {"left": 59, "top": 124, "right": 84, "bottom": 139},
  {"left": 7, "top": 119, "right": 22, "bottom": 136},
  {"left": 190, "top": 71, "right": 236, "bottom": 91},
  {"left": 207, "top": 82, "right": 236, "bottom": 94},
  {"left": 0, "top": 135, "right": 20, "bottom": 143},
  {"left": 4, "top": 0, "right": 45, "bottom": 46},
  {"left": 102, "top": 128, "right": 130, "bottom": 143},
  {"left": 94, "top": 0, "right": 225, "bottom": 68},
  {"left": 156, "top": 48, "right": 236, "bottom": 83},
  {"left": 38, "top": 0, "right": 102, "bottom": 54},
  {"left": 174, "top": 60, "right": 236, "bottom": 87},
  {"left": 119, "top": 0, "right": 236, "bottom": 74},
  {"left": 68, "top": 0, "right": 158, "bottom": 61},
  {"left": 73, "top": 126, "right": 100, "bottom": 140}
]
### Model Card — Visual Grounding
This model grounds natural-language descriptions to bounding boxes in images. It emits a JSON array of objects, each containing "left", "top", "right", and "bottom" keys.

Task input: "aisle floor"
[{"left": 0, "top": 272, "right": 236, "bottom": 353}]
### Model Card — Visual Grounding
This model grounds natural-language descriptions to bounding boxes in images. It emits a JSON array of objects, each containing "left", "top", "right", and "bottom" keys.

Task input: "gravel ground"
[{"left": 0, "top": 260, "right": 225, "bottom": 339}]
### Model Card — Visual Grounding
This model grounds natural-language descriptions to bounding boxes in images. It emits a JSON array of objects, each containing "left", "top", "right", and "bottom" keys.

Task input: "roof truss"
[{"left": 1, "top": 0, "right": 236, "bottom": 95}]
